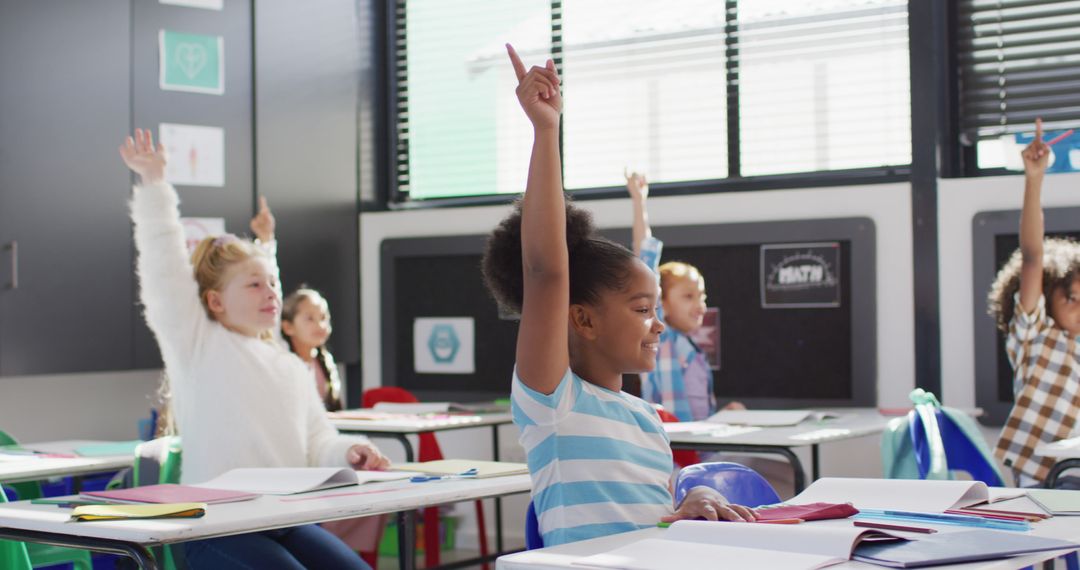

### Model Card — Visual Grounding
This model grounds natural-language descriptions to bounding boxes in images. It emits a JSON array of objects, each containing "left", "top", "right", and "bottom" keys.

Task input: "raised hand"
[
  {"left": 625, "top": 168, "right": 649, "bottom": 202},
  {"left": 1021, "top": 118, "right": 1050, "bottom": 178},
  {"left": 119, "top": 128, "right": 167, "bottom": 186},
  {"left": 250, "top": 196, "right": 276, "bottom": 243},
  {"left": 507, "top": 44, "right": 561, "bottom": 130}
]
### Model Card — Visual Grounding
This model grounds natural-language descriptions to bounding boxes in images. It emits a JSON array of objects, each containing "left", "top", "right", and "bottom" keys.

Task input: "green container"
[{"left": 377, "top": 515, "right": 458, "bottom": 557}]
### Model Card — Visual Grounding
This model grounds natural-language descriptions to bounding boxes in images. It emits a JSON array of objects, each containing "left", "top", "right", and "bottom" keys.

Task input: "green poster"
[{"left": 159, "top": 30, "right": 224, "bottom": 95}]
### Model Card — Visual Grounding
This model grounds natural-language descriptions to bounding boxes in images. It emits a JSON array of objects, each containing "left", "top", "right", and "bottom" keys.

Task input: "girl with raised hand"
[
  {"left": 481, "top": 45, "right": 756, "bottom": 547},
  {"left": 121, "top": 129, "right": 384, "bottom": 568}
]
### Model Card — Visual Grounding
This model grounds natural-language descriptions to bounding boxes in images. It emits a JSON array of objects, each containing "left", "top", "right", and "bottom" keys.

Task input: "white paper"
[
  {"left": 194, "top": 467, "right": 408, "bottom": 495},
  {"left": 180, "top": 217, "right": 226, "bottom": 255},
  {"left": 573, "top": 538, "right": 839, "bottom": 570},
  {"left": 413, "top": 317, "right": 475, "bottom": 374},
  {"left": 789, "top": 477, "right": 989, "bottom": 512},
  {"left": 706, "top": 409, "right": 814, "bottom": 427},
  {"left": 159, "top": 0, "right": 223, "bottom": 10},
  {"left": 372, "top": 402, "right": 452, "bottom": 414},
  {"left": 159, "top": 123, "right": 225, "bottom": 187}
]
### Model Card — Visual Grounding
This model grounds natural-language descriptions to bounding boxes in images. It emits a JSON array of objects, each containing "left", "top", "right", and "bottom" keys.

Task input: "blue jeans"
[{"left": 182, "top": 524, "right": 372, "bottom": 569}]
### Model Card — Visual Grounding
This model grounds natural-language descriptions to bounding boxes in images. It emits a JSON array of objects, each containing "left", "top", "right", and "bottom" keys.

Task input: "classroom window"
[
  {"left": 957, "top": 0, "right": 1080, "bottom": 172},
  {"left": 392, "top": 0, "right": 912, "bottom": 202}
]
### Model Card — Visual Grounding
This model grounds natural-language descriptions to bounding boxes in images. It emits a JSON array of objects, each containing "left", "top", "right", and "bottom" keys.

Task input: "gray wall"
[{"left": 1, "top": 0, "right": 366, "bottom": 440}]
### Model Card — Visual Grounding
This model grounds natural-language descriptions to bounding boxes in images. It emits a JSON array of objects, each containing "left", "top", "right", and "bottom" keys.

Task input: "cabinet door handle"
[{"left": 5, "top": 241, "right": 16, "bottom": 290}]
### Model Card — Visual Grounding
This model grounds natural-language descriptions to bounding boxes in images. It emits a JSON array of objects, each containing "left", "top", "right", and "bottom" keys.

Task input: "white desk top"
[
  {"left": 330, "top": 411, "right": 514, "bottom": 434},
  {"left": 0, "top": 474, "right": 532, "bottom": 545},
  {"left": 1035, "top": 437, "right": 1080, "bottom": 460},
  {"left": 0, "top": 440, "right": 134, "bottom": 484},
  {"left": 497, "top": 488, "right": 1080, "bottom": 570},
  {"left": 664, "top": 408, "right": 891, "bottom": 448}
]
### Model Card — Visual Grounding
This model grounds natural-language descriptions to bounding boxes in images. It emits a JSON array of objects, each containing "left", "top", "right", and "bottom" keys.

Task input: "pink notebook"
[{"left": 82, "top": 484, "right": 258, "bottom": 505}]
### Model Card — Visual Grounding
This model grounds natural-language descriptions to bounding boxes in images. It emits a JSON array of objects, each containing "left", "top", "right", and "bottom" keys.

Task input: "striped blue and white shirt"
[{"left": 511, "top": 367, "right": 674, "bottom": 546}]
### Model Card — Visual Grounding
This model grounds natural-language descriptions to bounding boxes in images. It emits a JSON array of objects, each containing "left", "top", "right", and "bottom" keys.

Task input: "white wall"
[
  {"left": 937, "top": 171, "right": 1080, "bottom": 409},
  {"left": 360, "top": 182, "right": 917, "bottom": 407},
  {"left": 0, "top": 369, "right": 159, "bottom": 443}
]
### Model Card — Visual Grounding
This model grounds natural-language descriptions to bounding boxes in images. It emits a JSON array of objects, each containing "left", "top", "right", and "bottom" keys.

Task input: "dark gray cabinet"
[{"left": 0, "top": 0, "right": 134, "bottom": 376}]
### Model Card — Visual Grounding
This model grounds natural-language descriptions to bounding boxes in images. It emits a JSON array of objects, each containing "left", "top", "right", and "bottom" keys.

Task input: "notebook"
[
  {"left": 82, "top": 484, "right": 257, "bottom": 505},
  {"left": 789, "top": 477, "right": 991, "bottom": 512},
  {"left": 1025, "top": 489, "right": 1080, "bottom": 515},
  {"left": 571, "top": 519, "right": 906, "bottom": 570},
  {"left": 370, "top": 401, "right": 510, "bottom": 414},
  {"left": 393, "top": 460, "right": 528, "bottom": 478},
  {"left": 704, "top": 410, "right": 835, "bottom": 427},
  {"left": 852, "top": 529, "right": 1078, "bottom": 568},
  {"left": 194, "top": 467, "right": 409, "bottom": 495},
  {"left": 71, "top": 503, "right": 206, "bottom": 522},
  {"left": 73, "top": 441, "right": 142, "bottom": 457}
]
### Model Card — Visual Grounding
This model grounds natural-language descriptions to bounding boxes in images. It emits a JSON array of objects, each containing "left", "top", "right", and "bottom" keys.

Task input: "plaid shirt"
[
  {"left": 995, "top": 293, "right": 1080, "bottom": 482},
  {"left": 638, "top": 237, "right": 716, "bottom": 422}
]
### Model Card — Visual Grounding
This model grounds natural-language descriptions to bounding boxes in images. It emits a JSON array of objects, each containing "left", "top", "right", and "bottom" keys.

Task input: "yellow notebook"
[
  {"left": 70, "top": 502, "right": 206, "bottom": 522},
  {"left": 394, "top": 460, "right": 528, "bottom": 478}
]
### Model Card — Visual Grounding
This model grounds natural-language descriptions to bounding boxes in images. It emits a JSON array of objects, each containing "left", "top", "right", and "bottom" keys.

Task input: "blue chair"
[
  {"left": 905, "top": 390, "right": 1076, "bottom": 570},
  {"left": 673, "top": 462, "right": 781, "bottom": 508},
  {"left": 524, "top": 462, "right": 779, "bottom": 550}
]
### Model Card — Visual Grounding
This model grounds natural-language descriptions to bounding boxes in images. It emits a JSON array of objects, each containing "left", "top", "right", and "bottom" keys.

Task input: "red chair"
[
  {"left": 654, "top": 407, "right": 702, "bottom": 469},
  {"left": 363, "top": 387, "right": 490, "bottom": 569}
]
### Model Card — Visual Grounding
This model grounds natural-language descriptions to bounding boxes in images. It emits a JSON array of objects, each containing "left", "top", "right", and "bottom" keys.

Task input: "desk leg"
[
  {"left": 0, "top": 528, "right": 158, "bottom": 569},
  {"left": 811, "top": 444, "right": 821, "bottom": 482},
  {"left": 493, "top": 424, "right": 504, "bottom": 554},
  {"left": 397, "top": 510, "right": 417, "bottom": 570},
  {"left": 1044, "top": 458, "right": 1080, "bottom": 489},
  {"left": 391, "top": 433, "right": 416, "bottom": 463}
]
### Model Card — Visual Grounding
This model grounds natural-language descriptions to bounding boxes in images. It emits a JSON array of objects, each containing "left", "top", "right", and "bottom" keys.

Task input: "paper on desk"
[
  {"left": 572, "top": 538, "right": 839, "bottom": 570},
  {"left": 705, "top": 410, "right": 833, "bottom": 427},
  {"left": 195, "top": 467, "right": 410, "bottom": 495},
  {"left": 789, "top": 477, "right": 989, "bottom": 512},
  {"left": 573, "top": 520, "right": 905, "bottom": 570}
]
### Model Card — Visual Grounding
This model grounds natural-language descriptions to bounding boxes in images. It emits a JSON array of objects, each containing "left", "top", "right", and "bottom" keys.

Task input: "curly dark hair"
[
  {"left": 481, "top": 197, "right": 637, "bottom": 315},
  {"left": 988, "top": 237, "right": 1080, "bottom": 331}
]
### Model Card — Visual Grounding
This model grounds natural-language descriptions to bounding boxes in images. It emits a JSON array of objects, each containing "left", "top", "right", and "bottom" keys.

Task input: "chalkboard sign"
[
  {"left": 761, "top": 242, "right": 842, "bottom": 308},
  {"left": 381, "top": 217, "right": 876, "bottom": 408},
  {"left": 972, "top": 206, "right": 1080, "bottom": 425}
]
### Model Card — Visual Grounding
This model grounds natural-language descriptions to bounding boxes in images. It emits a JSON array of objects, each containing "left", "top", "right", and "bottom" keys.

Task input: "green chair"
[
  {"left": 0, "top": 490, "right": 32, "bottom": 570},
  {"left": 0, "top": 429, "right": 93, "bottom": 570},
  {"left": 131, "top": 436, "right": 184, "bottom": 570}
]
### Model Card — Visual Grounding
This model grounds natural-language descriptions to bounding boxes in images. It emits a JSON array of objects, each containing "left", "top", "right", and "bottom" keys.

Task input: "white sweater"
[{"left": 131, "top": 182, "right": 368, "bottom": 484}]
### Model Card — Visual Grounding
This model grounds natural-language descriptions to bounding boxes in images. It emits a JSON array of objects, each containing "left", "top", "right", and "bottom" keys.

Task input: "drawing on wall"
[
  {"left": 159, "top": 29, "right": 224, "bottom": 95},
  {"left": 159, "top": 123, "right": 225, "bottom": 187}
]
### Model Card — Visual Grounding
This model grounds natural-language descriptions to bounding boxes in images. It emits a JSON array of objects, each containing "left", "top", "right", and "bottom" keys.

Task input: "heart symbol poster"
[{"left": 159, "top": 30, "right": 224, "bottom": 95}]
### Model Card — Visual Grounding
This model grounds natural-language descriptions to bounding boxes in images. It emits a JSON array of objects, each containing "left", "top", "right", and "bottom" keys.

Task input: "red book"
[
  {"left": 755, "top": 502, "right": 859, "bottom": 522},
  {"left": 82, "top": 484, "right": 258, "bottom": 505}
]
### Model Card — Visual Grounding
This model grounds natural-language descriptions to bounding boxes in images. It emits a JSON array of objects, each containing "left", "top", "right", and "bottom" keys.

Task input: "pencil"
[{"left": 1047, "top": 129, "right": 1074, "bottom": 146}]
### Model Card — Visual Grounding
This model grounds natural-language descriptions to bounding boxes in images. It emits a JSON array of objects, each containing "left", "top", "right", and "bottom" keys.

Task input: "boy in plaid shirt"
[
  {"left": 627, "top": 171, "right": 726, "bottom": 421},
  {"left": 989, "top": 119, "right": 1080, "bottom": 487}
]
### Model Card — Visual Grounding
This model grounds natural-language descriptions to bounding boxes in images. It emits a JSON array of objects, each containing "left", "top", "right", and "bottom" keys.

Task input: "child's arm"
[
  {"left": 661, "top": 486, "right": 757, "bottom": 523},
  {"left": 121, "top": 129, "right": 205, "bottom": 367},
  {"left": 508, "top": 44, "right": 568, "bottom": 396},
  {"left": 249, "top": 196, "right": 284, "bottom": 322},
  {"left": 626, "top": 170, "right": 651, "bottom": 256},
  {"left": 1018, "top": 119, "right": 1051, "bottom": 315}
]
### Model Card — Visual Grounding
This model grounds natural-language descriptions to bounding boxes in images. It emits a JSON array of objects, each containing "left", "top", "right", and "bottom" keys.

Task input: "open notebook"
[
  {"left": 704, "top": 409, "right": 836, "bottom": 427},
  {"left": 789, "top": 477, "right": 992, "bottom": 512},
  {"left": 572, "top": 520, "right": 906, "bottom": 570},
  {"left": 194, "top": 467, "right": 412, "bottom": 495},
  {"left": 394, "top": 460, "right": 528, "bottom": 479}
]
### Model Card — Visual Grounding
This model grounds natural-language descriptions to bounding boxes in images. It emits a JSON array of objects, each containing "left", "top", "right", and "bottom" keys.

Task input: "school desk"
[
  {"left": 665, "top": 409, "right": 891, "bottom": 493},
  {"left": 0, "top": 472, "right": 532, "bottom": 570}
]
